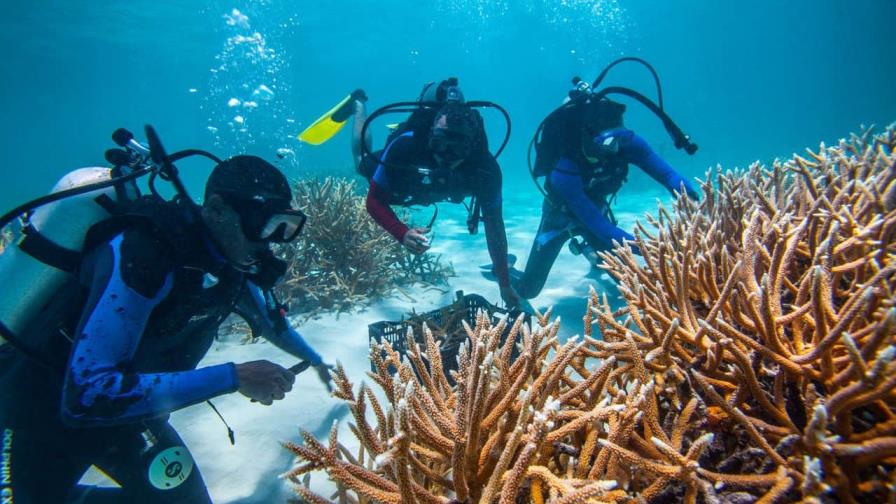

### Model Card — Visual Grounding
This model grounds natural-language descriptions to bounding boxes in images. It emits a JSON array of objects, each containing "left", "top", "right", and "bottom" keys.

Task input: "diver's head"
[
  {"left": 203, "top": 155, "right": 306, "bottom": 268},
  {"left": 428, "top": 102, "right": 479, "bottom": 168}
]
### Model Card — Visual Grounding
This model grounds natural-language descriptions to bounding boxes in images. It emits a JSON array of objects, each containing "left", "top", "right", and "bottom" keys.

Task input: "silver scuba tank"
[{"left": 0, "top": 167, "right": 138, "bottom": 346}]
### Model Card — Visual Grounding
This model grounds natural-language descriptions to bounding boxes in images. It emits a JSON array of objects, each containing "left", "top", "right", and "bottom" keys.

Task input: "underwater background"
[
  {"left": 1, "top": 0, "right": 894, "bottom": 206},
  {"left": 2, "top": 2, "right": 895, "bottom": 502}
]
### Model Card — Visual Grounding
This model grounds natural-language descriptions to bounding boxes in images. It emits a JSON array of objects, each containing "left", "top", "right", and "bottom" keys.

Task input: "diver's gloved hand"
[
  {"left": 351, "top": 89, "right": 368, "bottom": 103},
  {"left": 236, "top": 360, "right": 295, "bottom": 405},
  {"left": 686, "top": 187, "right": 700, "bottom": 201},
  {"left": 314, "top": 363, "right": 334, "bottom": 392},
  {"left": 402, "top": 227, "right": 431, "bottom": 255}
]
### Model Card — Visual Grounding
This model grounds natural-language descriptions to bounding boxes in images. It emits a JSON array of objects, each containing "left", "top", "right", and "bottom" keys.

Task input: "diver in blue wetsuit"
[
  {"left": 514, "top": 70, "right": 700, "bottom": 300},
  {"left": 0, "top": 155, "right": 331, "bottom": 503}
]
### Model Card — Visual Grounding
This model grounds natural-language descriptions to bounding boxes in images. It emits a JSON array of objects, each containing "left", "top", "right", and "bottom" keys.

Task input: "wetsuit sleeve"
[
  {"left": 550, "top": 159, "right": 640, "bottom": 254},
  {"left": 366, "top": 181, "right": 409, "bottom": 242},
  {"left": 476, "top": 157, "right": 510, "bottom": 287},
  {"left": 61, "top": 231, "right": 239, "bottom": 428},
  {"left": 365, "top": 133, "right": 417, "bottom": 242},
  {"left": 616, "top": 129, "right": 699, "bottom": 199},
  {"left": 234, "top": 282, "right": 323, "bottom": 365}
]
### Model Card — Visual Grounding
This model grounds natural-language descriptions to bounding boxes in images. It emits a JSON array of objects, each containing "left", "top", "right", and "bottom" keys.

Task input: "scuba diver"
[
  {"left": 298, "top": 79, "right": 526, "bottom": 310},
  {"left": 0, "top": 127, "right": 333, "bottom": 503},
  {"left": 504, "top": 58, "right": 701, "bottom": 300}
]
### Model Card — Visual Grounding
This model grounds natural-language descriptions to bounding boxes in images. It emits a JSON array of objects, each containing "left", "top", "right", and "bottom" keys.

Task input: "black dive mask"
[
  {"left": 222, "top": 193, "right": 307, "bottom": 243},
  {"left": 429, "top": 129, "right": 472, "bottom": 165}
]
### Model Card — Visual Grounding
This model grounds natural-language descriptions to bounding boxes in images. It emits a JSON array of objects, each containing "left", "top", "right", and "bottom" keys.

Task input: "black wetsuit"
[
  {"left": 362, "top": 130, "right": 513, "bottom": 288},
  {"left": 0, "top": 197, "right": 321, "bottom": 503}
]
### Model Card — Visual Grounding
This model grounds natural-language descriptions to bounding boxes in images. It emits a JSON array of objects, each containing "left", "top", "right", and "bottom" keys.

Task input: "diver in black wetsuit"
[
  {"left": 0, "top": 155, "right": 332, "bottom": 503},
  {"left": 351, "top": 81, "right": 525, "bottom": 310}
]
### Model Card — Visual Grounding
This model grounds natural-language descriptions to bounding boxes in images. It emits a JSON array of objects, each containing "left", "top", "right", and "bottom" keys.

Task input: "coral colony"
[
  {"left": 276, "top": 177, "right": 453, "bottom": 317},
  {"left": 284, "top": 127, "right": 896, "bottom": 503}
]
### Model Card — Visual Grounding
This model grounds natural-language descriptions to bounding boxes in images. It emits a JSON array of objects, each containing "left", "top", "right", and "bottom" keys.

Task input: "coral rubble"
[
  {"left": 284, "top": 128, "right": 895, "bottom": 503},
  {"left": 274, "top": 177, "right": 453, "bottom": 317}
]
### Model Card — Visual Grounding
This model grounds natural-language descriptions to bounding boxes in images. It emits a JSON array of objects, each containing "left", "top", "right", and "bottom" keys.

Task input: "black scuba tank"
[{"left": 533, "top": 95, "right": 625, "bottom": 178}]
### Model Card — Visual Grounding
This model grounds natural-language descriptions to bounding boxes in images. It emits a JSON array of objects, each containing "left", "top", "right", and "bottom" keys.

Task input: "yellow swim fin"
[{"left": 297, "top": 89, "right": 366, "bottom": 145}]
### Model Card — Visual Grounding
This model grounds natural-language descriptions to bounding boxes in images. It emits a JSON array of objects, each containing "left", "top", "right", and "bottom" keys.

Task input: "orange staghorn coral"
[
  {"left": 283, "top": 126, "right": 895, "bottom": 503},
  {"left": 590, "top": 125, "right": 896, "bottom": 502}
]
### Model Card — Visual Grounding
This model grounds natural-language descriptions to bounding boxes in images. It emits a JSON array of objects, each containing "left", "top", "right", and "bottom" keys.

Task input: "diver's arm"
[
  {"left": 550, "top": 159, "right": 640, "bottom": 254},
  {"left": 235, "top": 282, "right": 323, "bottom": 365},
  {"left": 61, "top": 232, "right": 239, "bottom": 428},
  {"left": 364, "top": 134, "right": 419, "bottom": 242},
  {"left": 616, "top": 130, "right": 699, "bottom": 199},
  {"left": 482, "top": 205, "right": 511, "bottom": 288},
  {"left": 366, "top": 179, "right": 409, "bottom": 242},
  {"left": 479, "top": 162, "right": 511, "bottom": 288}
]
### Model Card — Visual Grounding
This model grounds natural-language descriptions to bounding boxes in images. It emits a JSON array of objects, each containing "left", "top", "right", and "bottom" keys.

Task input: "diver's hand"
[
  {"left": 314, "top": 363, "right": 334, "bottom": 392},
  {"left": 402, "top": 227, "right": 431, "bottom": 255},
  {"left": 235, "top": 360, "right": 295, "bottom": 405}
]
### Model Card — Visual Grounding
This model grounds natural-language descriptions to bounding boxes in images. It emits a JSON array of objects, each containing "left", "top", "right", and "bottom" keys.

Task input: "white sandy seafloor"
[{"left": 81, "top": 184, "right": 677, "bottom": 502}]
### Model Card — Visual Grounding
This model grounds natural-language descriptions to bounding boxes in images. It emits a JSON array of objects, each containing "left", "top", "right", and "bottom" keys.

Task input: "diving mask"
[
  {"left": 429, "top": 129, "right": 472, "bottom": 164},
  {"left": 223, "top": 193, "right": 307, "bottom": 243}
]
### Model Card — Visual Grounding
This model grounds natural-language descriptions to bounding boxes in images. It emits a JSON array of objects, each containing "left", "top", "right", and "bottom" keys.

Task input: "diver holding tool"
[{"left": 0, "top": 126, "right": 332, "bottom": 502}]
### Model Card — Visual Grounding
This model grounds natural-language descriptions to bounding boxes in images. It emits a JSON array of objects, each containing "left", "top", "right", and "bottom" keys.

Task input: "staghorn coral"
[
  {"left": 283, "top": 127, "right": 895, "bottom": 503},
  {"left": 285, "top": 311, "right": 624, "bottom": 503},
  {"left": 274, "top": 177, "right": 453, "bottom": 317},
  {"left": 0, "top": 227, "right": 12, "bottom": 254},
  {"left": 588, "top": 124, "right": 896, "bottom": 502}
]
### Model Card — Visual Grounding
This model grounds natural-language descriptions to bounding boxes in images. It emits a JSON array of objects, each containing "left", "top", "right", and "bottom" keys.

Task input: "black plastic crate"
[{"left": 368, "top": 291, "right": 529, "bottom": 381}]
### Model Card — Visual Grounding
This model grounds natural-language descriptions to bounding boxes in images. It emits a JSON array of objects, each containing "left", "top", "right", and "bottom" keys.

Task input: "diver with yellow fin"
[
  {"left": 299, "top": 81, "right": 530, "bottom": 312},
  {"left": 297, "top": 89, "right": 368, "bottom": 145}
]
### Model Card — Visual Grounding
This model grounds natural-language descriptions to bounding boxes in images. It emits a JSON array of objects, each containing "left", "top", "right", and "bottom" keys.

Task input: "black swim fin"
[{"left": 479, "top": 253, "right": 517, "bottom": 271}]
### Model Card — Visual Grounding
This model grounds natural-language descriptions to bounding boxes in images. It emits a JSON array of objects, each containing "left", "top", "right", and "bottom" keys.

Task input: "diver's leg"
[
  {"left": 515, "top": 200, "right": 569, "bottom": 299},
  {"left": 351, "top": 97, "right": 372, "bottom": 171},
  {"left": 0, "top": 354, "right": 92, "bottom": 502},
  {"left": 88, "top": 421, "right": 212, "bottom": 504}
]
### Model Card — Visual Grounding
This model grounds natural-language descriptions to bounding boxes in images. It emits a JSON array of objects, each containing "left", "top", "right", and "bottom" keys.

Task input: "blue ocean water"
[
  {"left": 1, "top": 1, "right": 893, "bottom": 207},
  {"left": 0, "top": 3, "right": 894, "bottom": 501}
]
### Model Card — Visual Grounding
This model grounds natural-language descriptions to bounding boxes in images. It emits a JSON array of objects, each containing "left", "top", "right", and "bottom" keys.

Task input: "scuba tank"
[
  {"left": 0, "top": 126, "right": 223, "bottom": 364},
  {"left": 0, "top": 167, "right": 138, "bottom": 348}
]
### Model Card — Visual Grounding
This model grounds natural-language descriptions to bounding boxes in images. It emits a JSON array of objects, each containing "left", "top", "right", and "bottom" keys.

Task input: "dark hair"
[{"left": 204, "top": 155, "right": 291, "bottom": 205}]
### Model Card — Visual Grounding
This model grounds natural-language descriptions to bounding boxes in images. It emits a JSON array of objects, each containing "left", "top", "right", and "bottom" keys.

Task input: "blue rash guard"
[
  {"left": 548, "top": 127, "right": 698, "bottom": 252},
  {"left": 61, "top": 228, "right": 322, "bottom": 427}
]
